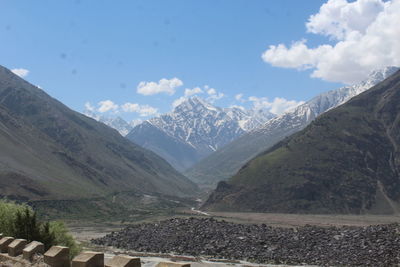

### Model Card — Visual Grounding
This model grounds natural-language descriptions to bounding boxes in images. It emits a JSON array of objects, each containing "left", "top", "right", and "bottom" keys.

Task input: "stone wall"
[{"left": 0, "top": 236, "right": 191, "bottom": 267}]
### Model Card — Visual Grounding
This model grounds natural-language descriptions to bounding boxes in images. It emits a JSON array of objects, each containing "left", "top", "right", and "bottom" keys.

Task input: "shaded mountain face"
[
  {"left": 186, "top": 67, "right": 399, "bottom": 186},
  {"left": 127, "top": 96, "right": 274, "bottom": 171},
  {"left": 203, "top": 69, "right": 400, "bottom": 214},
  {"left": 0, "top": 65, "right": 198, "bottom": 201}
]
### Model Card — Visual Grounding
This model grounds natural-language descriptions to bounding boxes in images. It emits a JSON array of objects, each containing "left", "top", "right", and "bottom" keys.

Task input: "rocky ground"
[{"left": 92, "top": 217, "right": 400, "bottom": 267}]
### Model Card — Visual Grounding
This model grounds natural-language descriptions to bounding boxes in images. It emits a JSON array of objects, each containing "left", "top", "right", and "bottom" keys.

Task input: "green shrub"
[
  {"left": 49, "top": 221, "right": 81, "bottom": 257},
  {"left": 0, "top": 199, "right": 29, "bottom": 236},
  {"left": 0, "top": 199, "right": 80, "bottom": 257}
]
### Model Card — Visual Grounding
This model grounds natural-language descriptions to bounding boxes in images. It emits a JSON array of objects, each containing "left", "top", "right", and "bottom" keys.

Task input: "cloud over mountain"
[
  {"left": 121, "top": 103, "right": 158, "bottom": 117},
  {"left": 262, "top": 0, "right": 400, "bottom": 84},
  {"left": 248, "top": 96, "right": 304, "bottom": 115},
  {"left": 98, "top": 100, "right": 119, "bottom": 113},
  {"left": 137, "top": 77, "right": 183, "bottom": 95}
]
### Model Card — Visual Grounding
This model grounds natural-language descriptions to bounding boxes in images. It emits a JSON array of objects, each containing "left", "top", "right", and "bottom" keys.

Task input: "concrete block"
[
  {"left": 8, "top": 238, "right": 27, "bottom": 256},
  {"left": 44, "top": 246, "right": 70, "bottom": 267},
  {"left": 72, "top": 251, "right": 104, "bottom": 267},
  {"left": 0, "top": 237, "right": 14, "bottom": 253},
  {"left": 23, "top": 241, "right": 45, "bottom": 261},
  {"left": 156, "top": 262, "right": 191, "bottom": 267},
  {"left": 105, "top": 255, "right": 141, "bottom": 267}
]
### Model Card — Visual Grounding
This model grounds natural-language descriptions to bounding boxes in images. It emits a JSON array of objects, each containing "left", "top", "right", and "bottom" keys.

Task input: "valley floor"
[
  {"left": 68, "top": 210, "right": 400, "bottom": 243},
  {"left": 65, "top": 211, "right": 400, "bottom": 267}
]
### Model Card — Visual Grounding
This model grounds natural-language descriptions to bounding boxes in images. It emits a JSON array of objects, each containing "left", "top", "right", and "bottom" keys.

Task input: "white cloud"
[
  {"left": 184, "top": 87, "right": 203, "bottom": 97},
  {"left": 235, "top": 93, "right": 247, "bottom": 103},
  {"left": 85, "top": 100, "right": 158, "bottom": 118},
  {"left": 137, "top": 77, "right": 183, "bottom": 96},
  {"left": 262, "top": 40, "right": 331, "bottom": 70},
  {"left": 83, "top": 102, "right": 100, "bottom": 120},
  {"left": 249, "top": 96, "right": 305, "bottom": 115},
  {"left": 235, "top": 94, "right": 243, "bottom": 101},
  {"left": 307, "top": 0, "right": 386, "bottom": 40},
  {"left": 171, "top": 85, "right": 223, "bottom": 107},
  {"left": 136, "top": 105, "right": 158, "bottom": 117},
  {"left": 207, "top": 88, "right": 217, "bottom": 95},
  {"left": 98, "top": 100, "right": 119, "bottom": 113},
  {"left": 121, "top": 102, "right": 158, "bottom": 117},
  {"left": 208, "top": 92, "right": 224, "bottom": 103},
  {"left": 121, "top": 103, "right": 140, "bottom": 112},
  {"left": 262, "top": 0, "right": 400, "bottom": 84},
  {"left": 84, "top": 102, "right": 95, "bottom": 112},
  {"left": 205, "top": 87, "right": 224, "bottom": 103},
  {"left": 12, "top": 68, "right": 29, "bottom": 78}
]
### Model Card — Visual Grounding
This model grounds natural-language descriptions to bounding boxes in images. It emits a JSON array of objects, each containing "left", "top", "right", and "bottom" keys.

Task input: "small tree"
[
  {"left": 40, "top": 222, "right": 56, "bottom": 250},
  {"left": 13, "top": 207, "right": 41, "bottom": 242}
]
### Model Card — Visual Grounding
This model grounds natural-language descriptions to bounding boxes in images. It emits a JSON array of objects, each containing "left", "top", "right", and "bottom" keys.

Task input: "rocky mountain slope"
[
  {"left": 203, "top": 69, "right": 400, "bottom": 214},
  {"left": 0, "top": 65, "right": 197, "bottom": 201},
  {"left": 127, "top": 96, "right": 274, "bottom": 171},
  {"left": 186, "top": 67, "right": 399, "bottom": 186}
]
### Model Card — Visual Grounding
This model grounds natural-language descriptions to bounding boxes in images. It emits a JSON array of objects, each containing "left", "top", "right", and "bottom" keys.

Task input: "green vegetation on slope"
[
  {"left": 184, "top": 124, "right": 302, "bottom": 187},
  {"left": 203, "top": 70, "right": 400, "bottom": 214},
  {"left": 29, "top": 190, "right": 197, "bottom": 222}
]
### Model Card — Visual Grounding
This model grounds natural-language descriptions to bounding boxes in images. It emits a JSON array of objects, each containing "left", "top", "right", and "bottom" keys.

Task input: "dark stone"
[{"left": 91, "top": 217, "right": 400, "bottom": 266}]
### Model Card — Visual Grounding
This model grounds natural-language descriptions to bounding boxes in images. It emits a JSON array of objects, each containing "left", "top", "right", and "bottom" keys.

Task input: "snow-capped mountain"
[
  {"left": 83, "top": 110, "right": 140, "bottom": 136},
  {"left": 224, "top": 106, "right": 275, "bottom": 131},
  {"left": 126, "top": 96, "right": 274, "bottom": 171},
  {"left": 185, "top": 66, "right": 399, "bottom": 185},
  {"left": 97, "top": 116, "right": 134, "bottom": 136},
  {"left": 258, "top": 66, "right": 399, "bottom": 135}
]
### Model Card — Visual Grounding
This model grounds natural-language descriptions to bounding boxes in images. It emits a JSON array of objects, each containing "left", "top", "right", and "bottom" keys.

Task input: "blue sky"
[{"left": 1, "top": 0, "right": 399, "bottom": 122}]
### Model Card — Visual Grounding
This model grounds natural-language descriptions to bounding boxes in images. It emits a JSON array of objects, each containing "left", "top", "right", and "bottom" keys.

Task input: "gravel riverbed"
[{"left": 92, "top": 217, "right": 400, "bottom": 266}]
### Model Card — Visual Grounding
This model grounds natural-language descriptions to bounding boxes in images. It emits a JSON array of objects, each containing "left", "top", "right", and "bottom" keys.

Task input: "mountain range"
[
  {"left": 83, "top": 111, "right": 141, "bottom": 136},
  {"left": 0, "top": 65, "right": 197, "bottom": 201},
  {"left": 203, "top": 69, "right": 400, "bottom": 214},
  {"left": 186, "top": 67, "right": 399, "bottom": 186},
  {"left": 127, "top": 96, "right": 275, "bottom": 171}
]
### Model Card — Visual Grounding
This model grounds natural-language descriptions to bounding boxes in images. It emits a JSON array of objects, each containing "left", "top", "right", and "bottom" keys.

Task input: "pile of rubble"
[{"left": 92, "top": 217, "right": 400, "bottom": 266}]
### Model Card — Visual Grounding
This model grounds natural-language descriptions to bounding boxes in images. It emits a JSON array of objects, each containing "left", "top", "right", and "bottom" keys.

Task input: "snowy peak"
[
  {"left": 364, "top": 66, "right": 399, "bottom": 86},
  {"left": 258, "top": 66, "right": 399, "bottom": 134},
  {"left": 150, "top": 96, "right": 274, "bottom": 141},
  {"left": 127, "top": 96, "right": 275, "bottom": 171},
  {"left": 148, "top": 97, "right": 245, "bottom": 152},
  {"left": 172, "top": 96, "right": 221, "bottom": 117},
  {"left": 98, "top": 116, "right": 135, "bottom": 136},
  {"left": 224, "top": 106, "right": 275, "bottom": 131},
  {"left": 309, "top": 66, "right": 398, "bottom": 113},
  {"left": 83, "top": 110, "right": 135, "bottom": 136}
]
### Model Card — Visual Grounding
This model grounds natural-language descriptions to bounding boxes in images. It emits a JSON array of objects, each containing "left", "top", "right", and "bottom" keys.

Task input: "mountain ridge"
[
  {"left": 186, "top": 66, "right": 399, "bottom": 186},
  {"left": 127, "top": 96, "right": 274, "bottom": 171},
  {"left": 0, "top": 65, "right": 197, "bottom": 200},
  {"left": 203, "top": 69, "right": 400, "bottom": 214}
]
